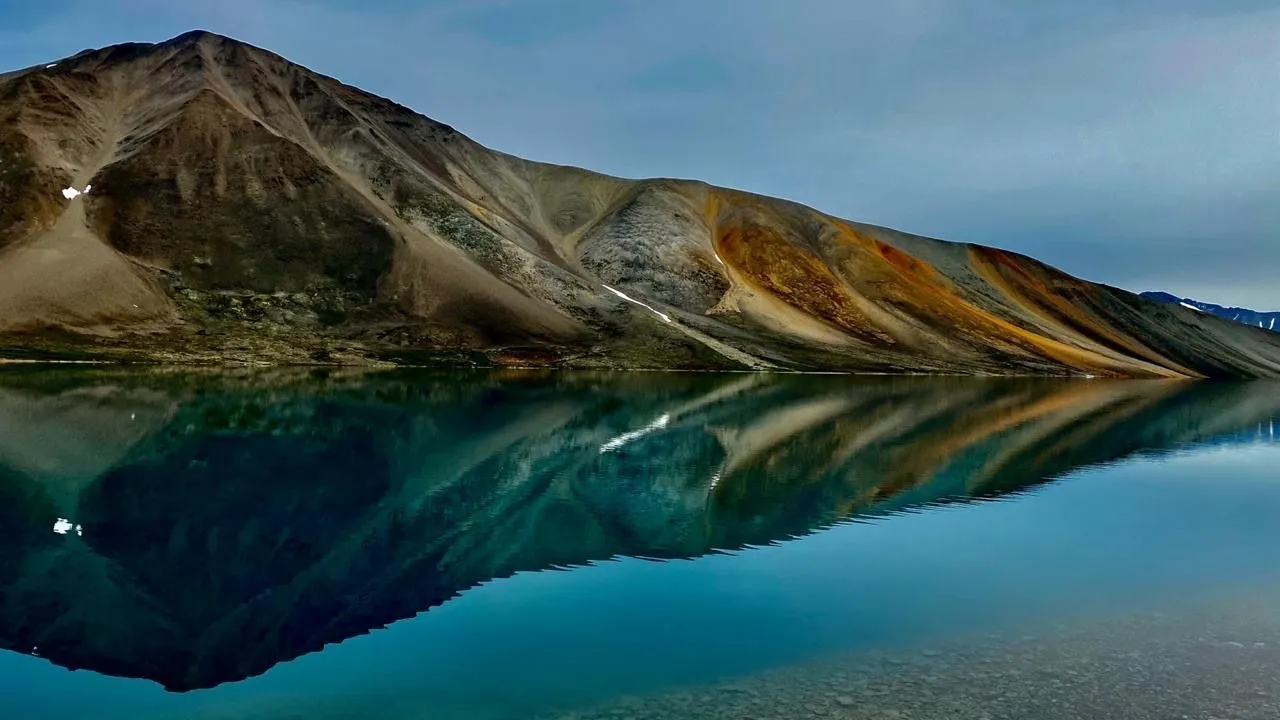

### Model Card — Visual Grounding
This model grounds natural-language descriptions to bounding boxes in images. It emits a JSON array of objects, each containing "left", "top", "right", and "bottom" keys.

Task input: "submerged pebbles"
[{"left": 543, "top": 601, "right": 1280, "bottom": 720}]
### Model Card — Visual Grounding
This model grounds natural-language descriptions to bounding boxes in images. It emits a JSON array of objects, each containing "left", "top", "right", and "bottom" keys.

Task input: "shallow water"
[{"left": 0, "top": 370, "right": 1278, "bottom": 719}]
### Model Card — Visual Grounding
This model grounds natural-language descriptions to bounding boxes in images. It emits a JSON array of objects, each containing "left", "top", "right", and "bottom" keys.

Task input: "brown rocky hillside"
[{"left": 2, "top": 30, "right": 1278, "bottom": 376}]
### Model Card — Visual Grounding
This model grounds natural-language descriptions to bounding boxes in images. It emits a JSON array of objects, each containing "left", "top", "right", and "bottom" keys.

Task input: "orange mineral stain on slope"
[
  {"left": 818, "top": 220, "right": 1159, "bottom": 376},
  {"left": 720, "top": 225, "right": 883, "bottom": 341},
  {"left": 710, "top": 196, "right": 907, "bottom": 348},
  {"left": 969, "top": 246, "right": 1196, "bottom": 377},
  {"left": 701, "top": 198, "right": 1181, "bottom": 375},
  {"left": 825, "top": 224, "right": 1002, "bottom": 349},
  {"left": 4, "top": 31, "right": 1280, "bottom": 374},
  {"left": 810, "top": 216, "right": 1169, "bottom": 375}
]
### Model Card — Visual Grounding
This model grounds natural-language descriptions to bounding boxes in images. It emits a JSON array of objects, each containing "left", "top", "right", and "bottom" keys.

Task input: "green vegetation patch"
[{"left": 392, "top": 184, "right": 516, "bottom": 277}]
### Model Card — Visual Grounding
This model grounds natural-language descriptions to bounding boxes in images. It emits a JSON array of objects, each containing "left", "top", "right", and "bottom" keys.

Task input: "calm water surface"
[{"left": 0, "top": 370, "right": 1278, "bottom": 719}]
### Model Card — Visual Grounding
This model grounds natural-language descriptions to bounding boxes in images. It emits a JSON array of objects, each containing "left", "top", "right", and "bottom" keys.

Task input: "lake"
[{"left": 1, "top": 369, "right": 1278, "bottom": 719}]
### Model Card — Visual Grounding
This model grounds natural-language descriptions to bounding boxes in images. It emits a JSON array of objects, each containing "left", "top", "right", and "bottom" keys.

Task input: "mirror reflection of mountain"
[{"left": 1, "top": 369, "right": 1278, "bottom": 692}]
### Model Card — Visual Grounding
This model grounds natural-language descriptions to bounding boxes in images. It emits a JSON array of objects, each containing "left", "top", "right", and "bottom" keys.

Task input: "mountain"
[
  {"left": 1141, "top": 292, "right": 1278, "bottom": 333},
  {"left": 2, "top": 369, "right": 1279, "bottom": 691},
  {"left": 2, "top": 30, "right": 1280, "bottom": 377}
]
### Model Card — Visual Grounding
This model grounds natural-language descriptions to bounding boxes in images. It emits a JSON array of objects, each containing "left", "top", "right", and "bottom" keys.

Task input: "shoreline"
[{"left": 0, "top": 357, "right": 1164, "bottom": 379}]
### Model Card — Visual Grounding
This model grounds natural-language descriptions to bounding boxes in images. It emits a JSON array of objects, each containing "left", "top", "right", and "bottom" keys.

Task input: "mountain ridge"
[
  {"left": 2, "top": 31, "right": 1280, "bottom": 377},
  {"left": 1141, "top": 292, "right": 1278, "bottom": 333}
]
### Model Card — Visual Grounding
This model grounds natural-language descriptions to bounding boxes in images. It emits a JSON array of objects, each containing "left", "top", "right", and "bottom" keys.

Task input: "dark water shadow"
[{"left": 0, "top": 369, "right": 1278, "bottom": 691}]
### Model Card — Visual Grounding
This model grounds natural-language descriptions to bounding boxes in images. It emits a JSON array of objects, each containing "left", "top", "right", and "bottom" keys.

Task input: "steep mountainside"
[
  {"left": 2, "top": 31, "right": 1280, "bottom": 376},
  {"left": 1142, "top": 292, "right": 1278, "bottom": 333}
]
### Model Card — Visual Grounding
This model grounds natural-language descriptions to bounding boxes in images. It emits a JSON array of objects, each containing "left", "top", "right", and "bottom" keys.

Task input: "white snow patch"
[
  {"left": 600, "top": 413, "right": 671, "bottom": 454},
  {"left": 712, "top": 252, "right": 725, "bottom": 266},
  {"left": 603, "top": 285, "right": 672, "bottom": 323},
  {"left": 1179, "top": 302, "right": 1203, "bottom": 312},
  {"left": 62, "top": 187, "right": 81, "bottom": 200},
  {"left": 45, "top": 63, "right": 58, "bottom": 69},
  {"left": 1270, "top": 318, "right": 1275, "bottom": 331},
  {"left": 53, "top": 518, "right": 83, "bottom": 536}
]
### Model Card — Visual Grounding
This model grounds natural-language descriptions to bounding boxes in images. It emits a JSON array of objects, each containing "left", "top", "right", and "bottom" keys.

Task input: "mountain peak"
[
  {"left": 7, "top": 30, "right": 264, "bottom": 82},
  {"left": 1, "top": 36, "right": 1280, "bottom": 375},
  {"left": 159, "top": 29, "right": 272, "bottom": 56},
  {"left": 169, "top": 29, "right": 227, "bottom": 43}
]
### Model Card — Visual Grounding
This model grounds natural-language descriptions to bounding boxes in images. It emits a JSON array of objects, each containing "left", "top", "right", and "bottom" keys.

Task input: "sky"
[{"left": 1, "top": 0, "right": 1276, "bottom": 308}]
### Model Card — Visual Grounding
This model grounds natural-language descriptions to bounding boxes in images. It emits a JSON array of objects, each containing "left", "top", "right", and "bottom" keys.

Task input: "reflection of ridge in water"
[{"left": 0, "top": 370, "right": 1278, "bottom": 691}]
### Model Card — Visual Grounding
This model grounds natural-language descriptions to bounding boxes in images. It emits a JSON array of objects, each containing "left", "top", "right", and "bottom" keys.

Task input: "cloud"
[{"left": 0, "top": 0, "right": 1275, "bottom": 308}]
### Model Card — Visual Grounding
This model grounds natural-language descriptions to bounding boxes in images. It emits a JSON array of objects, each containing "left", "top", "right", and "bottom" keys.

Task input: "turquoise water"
[{"left": 0, "top": 371, "right": 1278, "bottom": 719}]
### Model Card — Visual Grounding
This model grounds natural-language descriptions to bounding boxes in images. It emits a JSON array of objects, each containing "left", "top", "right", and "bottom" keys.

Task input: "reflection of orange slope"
[
  {"left": 706, "top": 379, "right": 1190, "bottom": 519},
  {"left": 834, "top": 383, "right": 1135, "bottom": 507},
  {"left": 4, "top": 371, "right": 1280, "bottom": 691},
  {"left": 962, "top": 388, "right": 1180, "bottom": 493}
]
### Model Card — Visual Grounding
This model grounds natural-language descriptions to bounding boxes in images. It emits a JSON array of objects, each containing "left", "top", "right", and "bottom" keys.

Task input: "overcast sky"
[{"left": 2, "top": 0, "right": 1276, "bottom": 308}]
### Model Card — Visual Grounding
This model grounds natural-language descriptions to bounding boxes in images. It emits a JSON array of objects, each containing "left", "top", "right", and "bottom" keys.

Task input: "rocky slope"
[
  {"left": 2, "top": 370, "right": 1279, "bottom": 690},
  {"left": 2, "top": 31, "right": 1280, "bottom": 376}
]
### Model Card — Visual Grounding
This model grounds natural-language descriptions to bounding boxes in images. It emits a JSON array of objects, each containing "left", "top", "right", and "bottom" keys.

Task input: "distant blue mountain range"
[{"left": 1142, "top": 292, "right": 1279, "bottom": 332}]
